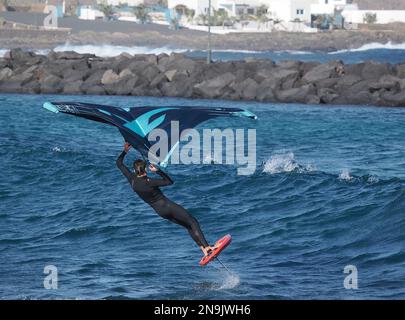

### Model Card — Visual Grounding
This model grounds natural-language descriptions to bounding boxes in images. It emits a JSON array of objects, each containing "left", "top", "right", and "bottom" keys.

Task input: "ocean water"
[{"left": 0, "top": 93, "right": 404, "bottom": 300}]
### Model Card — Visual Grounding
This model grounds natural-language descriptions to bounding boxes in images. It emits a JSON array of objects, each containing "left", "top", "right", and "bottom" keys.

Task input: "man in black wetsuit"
[{"left": 116, "top": 142, "right": 215, "bottom": 257}]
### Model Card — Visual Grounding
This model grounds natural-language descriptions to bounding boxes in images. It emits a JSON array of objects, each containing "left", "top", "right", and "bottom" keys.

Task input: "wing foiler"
[{"left": 43, "top": 101, "right": 257, "bottom": 167}]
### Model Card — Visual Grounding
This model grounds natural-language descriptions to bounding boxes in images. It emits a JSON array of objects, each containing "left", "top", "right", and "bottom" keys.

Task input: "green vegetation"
[
  {"left": 363, "top": 12, "right": 377, "bottom": 24},
  {"left": 98, "top": 2, "right": 115, "bottom": 20},
  {"left": 133, "top": 4, "right": 151, "bottom": 24}
]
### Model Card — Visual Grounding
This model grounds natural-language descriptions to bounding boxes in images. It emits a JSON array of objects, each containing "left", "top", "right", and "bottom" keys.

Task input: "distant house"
[
  {"left": 216, "top": 0, "right": 264, "bottom": 17},
  {"left": 342, "top": 1, "right": 405, "bottom": 23},
  {"left": 77, "top": 0, "right": 103, "bottom": 20},
  {"left": 267, "top": 0, "right": 318, "bottom": 23}
]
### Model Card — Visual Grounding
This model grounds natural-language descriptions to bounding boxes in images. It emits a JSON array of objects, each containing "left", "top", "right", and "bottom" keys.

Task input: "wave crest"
[
  {"left": 263, "top": 152, "right": 314, "bottom": 174},
  {"left": 330, "top": 41, "right": 405, "bottom": 54}
]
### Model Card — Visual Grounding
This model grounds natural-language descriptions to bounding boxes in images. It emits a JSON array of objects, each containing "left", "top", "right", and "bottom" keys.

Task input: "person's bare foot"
[{"left": 202, "top": 245, "right": 219, "bottom": 257}]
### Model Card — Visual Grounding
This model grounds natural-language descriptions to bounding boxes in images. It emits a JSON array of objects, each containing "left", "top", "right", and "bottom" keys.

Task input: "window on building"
[
  {"left": 325, "top": 0, "right": 329, "bottom": 4},
  {"left": 296, "top": 9, "right": 304, "bottom": 15},
  {"left": 247, "top": 8, "right": 254, "bottom": 14}
]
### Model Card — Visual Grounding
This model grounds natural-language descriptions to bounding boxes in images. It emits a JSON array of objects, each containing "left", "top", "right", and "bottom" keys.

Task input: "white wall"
[
  {"left": 267, "top": 0, "right": 292, "bottom": 22},
  {"left": 79, "top": 8, "right": 104, "bottom": 20},
  {"left": 342, "top": 9, "right": 405, "bottom": 24},
  {"left": 268, "top": 0, "right": 316, "bottom": 23},
  {"left": 291, "top": 0, "right": 317, "bottom": 22}
]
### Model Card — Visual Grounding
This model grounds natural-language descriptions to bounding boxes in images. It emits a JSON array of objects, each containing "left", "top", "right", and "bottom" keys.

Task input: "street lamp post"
[{"left": 207, "top": 0, "right": 212, "bottom": 64}]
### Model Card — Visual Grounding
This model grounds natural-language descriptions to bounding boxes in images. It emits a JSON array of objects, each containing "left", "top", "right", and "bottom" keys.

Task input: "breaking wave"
[{"left": 330, "top": 41, "right": 405, "bottom": 54}]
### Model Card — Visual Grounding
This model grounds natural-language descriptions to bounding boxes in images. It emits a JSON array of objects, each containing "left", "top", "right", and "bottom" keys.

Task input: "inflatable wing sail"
[{"left": 43, "top": 101, "right": 257, "bottom": 166}]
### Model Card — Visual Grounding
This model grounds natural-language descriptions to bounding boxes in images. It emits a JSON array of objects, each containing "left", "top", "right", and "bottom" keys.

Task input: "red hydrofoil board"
[{"left": 199, "top": 234, "right": 232, "bottom": 266}]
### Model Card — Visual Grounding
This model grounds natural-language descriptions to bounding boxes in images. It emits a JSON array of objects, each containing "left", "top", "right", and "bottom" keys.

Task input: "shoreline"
[
  {"left": 0, "top": 49, "right": 404, "bottom": 107},
  {"left": 1, "top": 13, "right": 405, "bottom": 52}
]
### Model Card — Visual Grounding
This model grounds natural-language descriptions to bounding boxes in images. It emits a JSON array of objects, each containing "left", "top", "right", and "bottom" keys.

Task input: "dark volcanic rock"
[
  {"left": 194, "top": 72, "right": 236, "bottom": 99},
  {"left": 1, "top": 49, "right": 404, "bottom": 107},
  {"left": 302, "top": 60, "right": 343, "bottom": 84},
  {"left": 361, "top": 61, "right": 392, "bottom": 79},
  {"left": 276, "top": 84, "right": 316, "bottom": 104}
]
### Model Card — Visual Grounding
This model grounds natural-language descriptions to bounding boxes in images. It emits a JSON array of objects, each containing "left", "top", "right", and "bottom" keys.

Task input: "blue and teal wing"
[{"left": 43, "top": 101, "right": 257, "bottom": 166}]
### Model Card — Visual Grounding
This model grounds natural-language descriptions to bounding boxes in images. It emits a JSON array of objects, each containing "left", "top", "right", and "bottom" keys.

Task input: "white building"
[
  {"left": 341, "top": 1, "right": 405, "bottom": 24},
  {"left": 216, "top": 0, "right": 264, "bottom": 16},
  {"left": 342, "top": 8, "right": 405, "bottom": 24},
  {"left": 266, "top": 0, "right": 318, "bottom": 23}
]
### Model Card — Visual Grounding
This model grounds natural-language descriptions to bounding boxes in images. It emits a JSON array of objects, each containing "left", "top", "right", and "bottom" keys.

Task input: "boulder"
[
  {"left": 306, "top": 95, "right": 321, "bottom": 105},
  {"left": 131, "top": 83, "right": 148, "bottom": 96},
  {"left": 62, "top": 80, "right": 84, "bottom": 94},
  {"left": 380, "top": 91, "right": 405, "bottom": 107},
  {"left": 334, "top": 75, "right": 363, "bottom": 93},
  {"left": 302, "top": 60, "right": 343, "bottom": 84},
  {"left": 142, "top": 65, "right": 160, "bottom": 82},
  {"left": 63, "top": 68, "right": 89, "bottom": 82},
  {"left": 164, "top": 69, "right": 178, "bottom": 82},
  {"left": 84, "top": 85, "right": 106, "bottom": 95},
  {"left": 9, "top": 48, "right": 35, "bottom": 62},
  {"left": 0, "top": 67, "right": 13, "bottom": 81},
  {"left": 193, "top": 72, "right": 236, "bottom": 99},
  {"left": 150, "top": 73, "right": 168, "bottom": 89},
  {"left": 257, "top": 68, "right": 299, "bottom": 91},
  {"left": 119, "top": 68, "right": 134, "bottom": 79},
  {"left": 318, "top": 88, "right": 339, "bottom": 104},
  {"left": 300, "top": 61, "right": 321, "bottom": 75},
  {"left": 127, "top": 60, "right": 151, "bottom": 74},
  {"left": 343, "top": 63, "right": 365, "bottom": 77},
  {"left": 368, "top": 75, "right": 401, "bottom": 92},
  {"left": 23, "top": 80, "right": 41, "bottom": 94},
  {"left": 49, "top": 51, "right": 95, "bottom": 60},
  {"left": 275, "top": 84, "right": 316, "bottom": 104},
  {"left": 40, "top": 74, "right": 62, "bottom": 93},
  {"left": 277, "top": 60, "right": 301, "bottom": 69},
  {"left": 101, "top": 69, "right": 120, "bottom": 85},
  {"left": 113, "top": 56, "right": 134, "bottom": 73},
  {"left": 399, "top": 79, "right": 405, "bottom": 91},
  {"left": 161, "top": 80, "right": 193, "bottom": 98},
  {"left": 159, "top": 57, "right": 197, "bottom": 74},
  {"left": 361, "top": 61, "right": 392, "bottom": 80},
  {"left": 339, "top": 79, "right": 370, "bottom": 96},
  {"left": 345, "top": 91, "right": 376, "bottom": 105},
  {"left": 83, "top": 69, "right": 106, "bottom": 86},
  {"left": 395, "top": 63, "right": 405, "bottom": 78},
  {"left": 116, "top": 77, "right": 138, "bottom": 95},
  {"left": 232, "top": 78, "right": 259, "bottom": 100}
]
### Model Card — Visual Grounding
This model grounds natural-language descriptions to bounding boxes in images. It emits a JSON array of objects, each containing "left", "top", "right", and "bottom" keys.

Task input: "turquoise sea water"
[{"left": 0, "top": 93, "right": 404, "bottom": 299}]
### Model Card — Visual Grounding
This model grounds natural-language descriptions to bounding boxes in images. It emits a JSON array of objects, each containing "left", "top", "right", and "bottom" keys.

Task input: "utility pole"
[{"left": 207, "top": 0, "right": 212, "bottom": 64}]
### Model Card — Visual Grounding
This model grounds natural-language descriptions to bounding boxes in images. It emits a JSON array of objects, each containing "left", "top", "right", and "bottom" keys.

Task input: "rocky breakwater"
[{"left": 0, "top": 48, "right": 404, "bottom": 107}]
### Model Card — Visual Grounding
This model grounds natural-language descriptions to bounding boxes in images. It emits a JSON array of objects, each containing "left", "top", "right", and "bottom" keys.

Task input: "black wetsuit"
[{"left": 116, "top": 150, "right": 209, "bottom": 248}]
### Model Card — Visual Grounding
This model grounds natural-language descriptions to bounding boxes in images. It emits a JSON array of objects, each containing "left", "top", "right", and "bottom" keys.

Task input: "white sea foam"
[
  {"left": 275, "top": 50, "right": 314, "bottom": 55},
  {"left": 338, "top": 168, "right": 353, "bottom": 181},
  {"left": 263, "top": 152, "right": 298, "bottom": 174},
  {"left": 217, "top": 273, "right": 240, "bottom": 290},
  {"left": 330, "top": 41, "right": 405, "bottom": 54},
  {"left": 52, "top": 44, "right": 188, "bottom": 57}
]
